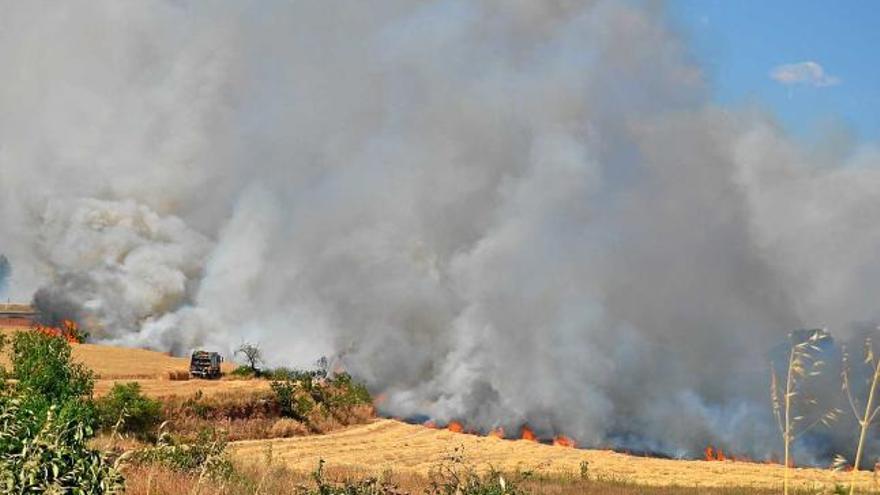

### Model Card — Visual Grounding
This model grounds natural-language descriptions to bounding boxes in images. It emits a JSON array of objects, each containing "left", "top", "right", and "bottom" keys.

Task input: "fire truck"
[{"left": 189, "top": 350, "right": 224, "bottom": 379}]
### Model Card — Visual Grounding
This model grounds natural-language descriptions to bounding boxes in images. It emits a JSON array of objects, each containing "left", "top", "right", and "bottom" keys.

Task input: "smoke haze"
[
  {"left": 0, "top": 255, "right": 9, "bottom": 296},
  {"left": 1, "top": 0, "right": 880, "bottom": 458}
]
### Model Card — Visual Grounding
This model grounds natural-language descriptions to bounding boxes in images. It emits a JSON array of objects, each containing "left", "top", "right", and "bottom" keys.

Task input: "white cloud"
[{"left": 770, "top": 61, "right": 840, "bottom": 87}]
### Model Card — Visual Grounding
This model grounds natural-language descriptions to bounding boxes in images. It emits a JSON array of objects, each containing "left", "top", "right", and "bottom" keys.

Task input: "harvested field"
[
  {"left": 2, "top": 326, "right": 199, "bottom": 378},
  {"left": 231, "top": 419, "right": 877, "bottom": 491},
  {"left": 2, "top": 326, "right": 245, "bottom": 398}
]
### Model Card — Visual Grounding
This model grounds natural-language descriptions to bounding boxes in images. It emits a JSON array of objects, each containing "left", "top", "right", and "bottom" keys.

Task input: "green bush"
[
  {"left": 329, "top": 372, "right": 372, "bottom": 407},
  {"left": 231, "top": 365, "right": 258, "bottom": 378},
  {"left": 0, "top": 331, "right": 123, "bottom": 493},
  {"left": 11, "top": 329, "right": 94, "bottom": 404},
  {"left": 310, "top": 459, "right": 403, "bottom": 495},
  {"left": 131, "top": 428, "right": 233, "bottom": 481},
  {"left": 265, "top": 367, "right": 313, "bottom": 381},
  {"left": 96, "top": 382, "right": 163, "bottom": 438},
  {"left": 266, "top": 368, "right": 371, "bottom": 423},
  {"left": 426, "top": 450, "right": 524, "bottom": 495},
  {"left": 0, "top": 399, "right": 123, "bottom": 493},
  {"left": 270, "top": 379, "right": 314, "bottom": 421}
]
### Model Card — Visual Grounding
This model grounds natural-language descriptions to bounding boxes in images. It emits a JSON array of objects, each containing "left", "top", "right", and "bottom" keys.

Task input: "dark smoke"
[
  {"left": 32, "top": 285, "right": 86, "bottom": 327},
  {"left": 1, "top": 0, "right": 879, "bottom": 461}
]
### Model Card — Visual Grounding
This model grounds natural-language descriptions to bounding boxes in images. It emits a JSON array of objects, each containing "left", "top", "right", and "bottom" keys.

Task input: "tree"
[
  {"left": 235, "top": 342, "right": 263, "bottom": 374},
  {"left": 96, "top": 382, "right": 163, "bottom": 439},
  {"left": 11, "top": 329, "right": 94, "bottom": 404}
]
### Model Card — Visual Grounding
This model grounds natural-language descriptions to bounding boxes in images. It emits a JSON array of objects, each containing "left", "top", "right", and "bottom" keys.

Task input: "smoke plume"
[{"left": 1, "top": 0, "right": 879, "bottom": 459}]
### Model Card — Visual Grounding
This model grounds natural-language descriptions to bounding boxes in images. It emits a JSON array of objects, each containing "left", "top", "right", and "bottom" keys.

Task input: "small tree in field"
[
  {"left": 771, "top": 329, "right": 839, "bottom": 495},
  {"left": 235, "top": 342, "right": 263, "bottom": 374},
  {"left": 841, "top": 337, "right": 880, "bottom": 495},
  {"left": 11, "top": 329, "right": 93, "bottom": 405}
]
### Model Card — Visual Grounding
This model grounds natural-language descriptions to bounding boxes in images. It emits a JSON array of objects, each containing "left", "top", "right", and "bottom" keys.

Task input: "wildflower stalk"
[
  {"left": 842, "top": 339, "right": 880, "bottom": 495},
  {"left": 771, "top": 330, "right": 838, "bottom": 495}
]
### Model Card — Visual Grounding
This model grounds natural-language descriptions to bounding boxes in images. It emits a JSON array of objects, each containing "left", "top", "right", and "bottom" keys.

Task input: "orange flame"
[
  {"left": 520, "top": 425, "right": 537, "bottom": 442},
  {"left": 424, "top": 420, "right": 437, "bottom": 429},
  {"left": 488, "top": 427, "right": 505, "bottom": 439},
  {"left": 373, "top": 393, "right": 388, "bottom": 407},
  {"left": 704, "top": 446, "right": 727, "bottom": 461},
  {"left": 447, "top": 421, "right": 464, "bottom": 433},
  {"left": 32, "top": 320, "right": 82, "bottom": 344},
  {"left": 553, "top": 435, "right": 576, "bottom": 448}
]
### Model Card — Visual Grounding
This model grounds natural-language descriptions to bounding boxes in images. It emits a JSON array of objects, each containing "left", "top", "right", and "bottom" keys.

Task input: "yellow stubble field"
[
  {"left": 231, "top": 419, "right": 876, "bottom": 490},
  {"left": 1, "top": 325, "right": 267, "bottom": 397}
]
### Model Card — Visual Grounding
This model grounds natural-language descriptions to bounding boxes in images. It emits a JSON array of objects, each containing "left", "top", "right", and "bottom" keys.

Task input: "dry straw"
[
  {"left": 841, "top": 336, "right": 880, "bottom": 495},
  {"left": 770, "top": 329, "right": 840, "bottom": 495}
]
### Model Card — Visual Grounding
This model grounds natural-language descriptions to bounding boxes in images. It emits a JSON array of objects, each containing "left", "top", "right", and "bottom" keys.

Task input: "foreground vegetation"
[
  {"left": 0, "top": 331, "right": 123, "bottom": 492},
  {"left": 122, "top": 454, "right": 869, "bottom": 495},
  {"left": 0, "top": 329, "right": 374, "bottom": 493}
]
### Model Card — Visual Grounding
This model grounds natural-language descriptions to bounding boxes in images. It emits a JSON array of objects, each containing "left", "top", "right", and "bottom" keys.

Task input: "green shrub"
[
  {"left": 266, "top": 368, "right": 371, "bottom": 424},
  {"left": 265, "top": 367, "right": 311, "bottom": 381},
  {"left": 131, "top": 428, "right": 233, "bottom": 481},
  {"left": 6, "top": 331, "right": 97, "bottom": 431},
  {"left": 270, "top": 379, "right": 314, "bottom": 421},
  {"left": 310, "top": 459, "right": 403, "bottom": 495},
  {"left": 0, "top": 332, "right": 123, "bottom": 493},
  {"left": 0, "top": 399, "right": 123, "bottom": 493},
  {"left": 231, "top": 365, "right": 258, "bottom": 378},
  {"left": 329, "top": 372, "right": 372, "bottom": 407},
  {"left": 422, "top": 447, "right": 525, "bottom": 495},
  {"left": 96, "top": 382, "right": 163, "bottom": 438},
  {"left": 11, "top": 330, "right": 94, "bottom": 404}
]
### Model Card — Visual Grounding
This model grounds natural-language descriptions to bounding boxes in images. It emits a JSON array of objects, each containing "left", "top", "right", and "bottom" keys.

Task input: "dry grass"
[
  {"left": 89, "top": 433, "right": 150, "bottom": 454},
  {"left": 231, "top": 419, "right": 880, "bottom": 491},
  {"left": 120, "top": 462, "right": 846, "bottom": 495},
  {"left": 92, "top": 377, "right": 272, "bottom": 398}
]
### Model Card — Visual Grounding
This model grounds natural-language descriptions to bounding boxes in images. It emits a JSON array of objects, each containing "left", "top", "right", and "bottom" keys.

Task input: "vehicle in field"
[{"left": 189, "top": 350, "right": 224, "bottom": 379}]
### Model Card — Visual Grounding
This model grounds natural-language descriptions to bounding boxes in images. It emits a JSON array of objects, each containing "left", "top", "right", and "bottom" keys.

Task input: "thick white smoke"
[{"left": 1, "top": 0, "right": 879, "bottom": 458}]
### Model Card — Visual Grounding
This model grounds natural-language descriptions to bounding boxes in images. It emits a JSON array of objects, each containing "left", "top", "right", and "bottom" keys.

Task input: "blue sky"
[{"left": 668, "top": 0, "right": 880, "bottom": 143}]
